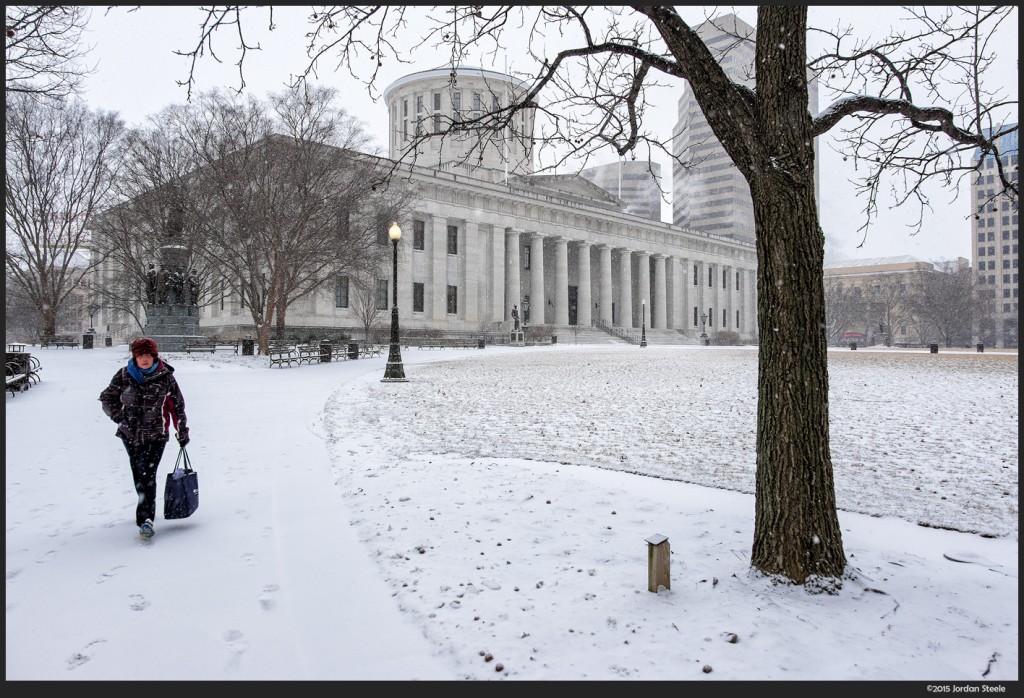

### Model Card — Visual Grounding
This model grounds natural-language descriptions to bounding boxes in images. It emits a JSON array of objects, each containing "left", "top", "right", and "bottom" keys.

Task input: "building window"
[
  {"left": 708, "top": 307, "right": 714, "bottom": 327},
  {"left": 979, "top": 247, "right": 986, "bottom": 256},
  {"left": 523, "top": 245, "right": 531, "bottom": 269},
  {"left": 693, "top": 263, "right": 698, "bottom": 286},
  {"left": 735, "top": 309, "right": 740, "bottom": 328},
  {"left": 376, "top": 279, "right": 388, "bottom": 309},
  {"left": 413, "top": 282, "right": 424, "bottom": 312},
  {"left": 987, "top": 232, "right": 995, "bottom": 241},
  {"left": 978, "top": 233, "right": 985, "bottom": 241},
  {"left": 447, "top": 225, "right": 459, "bottom": 255},
  {"left": 722, "top": 270, "right": 727, "bottom": 289},
  {"left": 693, "top": 306, "right": 698, "bottom": 326},
  {"left": 708, "top": 266, "right": 713, "bottom": 287},
  {"left": 411, "top": 220, "right": 425, "bottom": 250},
  {"left": 377, "top": 224, "right": 389, "bottom": 246},
  {"left": 446, "top": 285, "right": 458, "bottom": 314},
  {"left": 722, "top": 308, "right": 727, "bottom": 327},
  {"left": 335, "top": 275, "right": 349, "bottom": 308},
  {"left": 472, "top": 91, "right": 482, "bottom": 113},
  {"left": 452, "top": 91, "right": 462, "bottom": 122},
  {"left": 736, "top": 274, "right": 740, "bottom": 291},
  {"left": 1003, "top": 246, "right": 1011, "bottom": 255},
  {"left": 988, "top": 261, "right": 996, "bottom": 270}
]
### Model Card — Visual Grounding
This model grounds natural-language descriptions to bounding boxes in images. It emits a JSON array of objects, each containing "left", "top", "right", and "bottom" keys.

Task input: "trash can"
[
  {"left": 242, "top": 338, "right": 255, "bottom": 356},
  {"left": 977, "top": 343, "right": 984, "bottom": 353},
  {"left": 105, "top": 336, "right": 112, "bottom": 347},
  {"left": 477, "top": 338, "right": 485, "bottom": 349},
  {"left": 320, "top": 342, "right": 331, "bottom": 363},
  {"left": 551, "top": 334, "right": 557, "bottom": 344},
  {"left": 929, "top": 343, "right": 939, "bottom": 353},
  {"left": 348, "top": 342, "right": 359, "bottom": 360},
  {"left": 82, "top": 333, "right": 93, "bottom": 349},
  {"left": 849, "top": 342, "right": 857, "bottom": 350}
]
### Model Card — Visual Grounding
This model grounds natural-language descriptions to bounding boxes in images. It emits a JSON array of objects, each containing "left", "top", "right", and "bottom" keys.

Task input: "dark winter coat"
[{"left": 99, "top": 359, "right": 188, "bottom": 445}]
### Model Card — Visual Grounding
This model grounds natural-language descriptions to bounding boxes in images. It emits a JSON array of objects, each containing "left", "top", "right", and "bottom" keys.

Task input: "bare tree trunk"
[{"left": 748, "top": 8, "right": 845, "bottom": 584}]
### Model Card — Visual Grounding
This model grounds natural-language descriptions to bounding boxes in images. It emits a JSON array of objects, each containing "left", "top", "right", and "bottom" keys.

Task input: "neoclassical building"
[{"left": 102, "top": 67, "right": 760, "bottom": 344}]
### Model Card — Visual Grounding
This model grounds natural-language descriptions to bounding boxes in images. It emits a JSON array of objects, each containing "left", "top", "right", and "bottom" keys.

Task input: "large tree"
[
  {"left": 4, "top": 5, "right": 93, "bottom": 101},
  {"left": 5, "top": 93, "right": 124, "bottom": 337},
  {"left": 179, "top": 6, "right": 1017, "bottom": 587}
]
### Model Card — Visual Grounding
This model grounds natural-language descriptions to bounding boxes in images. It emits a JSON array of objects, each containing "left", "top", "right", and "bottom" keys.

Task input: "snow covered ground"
[{"left": 4, "top": 342, "right": 1018, "bottom": 682}]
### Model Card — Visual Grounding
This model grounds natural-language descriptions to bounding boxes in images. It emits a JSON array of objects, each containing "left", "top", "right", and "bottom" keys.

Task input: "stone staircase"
[{"left": 546, "top": 325, "right": 700, "bottom": 346}]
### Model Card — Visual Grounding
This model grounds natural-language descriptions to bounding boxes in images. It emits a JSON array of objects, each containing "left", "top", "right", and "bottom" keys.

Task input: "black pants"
[{"left": 122, "top": 438, "right": 168, "bottom": 527}]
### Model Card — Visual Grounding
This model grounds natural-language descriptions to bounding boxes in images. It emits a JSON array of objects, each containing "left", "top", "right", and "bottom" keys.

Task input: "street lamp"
[
  {"left": 700, "top": 311, "right": 708, "bottom": 345},
  {"left": 382, "top": 221, "right": 408, "bottom": 382},
  {"left": 640, "top": 299, "right": 648, "bottom": 348}
]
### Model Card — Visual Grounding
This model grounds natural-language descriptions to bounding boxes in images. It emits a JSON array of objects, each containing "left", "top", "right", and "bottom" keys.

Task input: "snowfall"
[{"left": 4, "top": 340, "right": 1018, "bottom": 684}]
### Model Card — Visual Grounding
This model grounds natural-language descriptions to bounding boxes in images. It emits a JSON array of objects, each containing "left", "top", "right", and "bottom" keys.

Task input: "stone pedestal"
[
  {"left": 510, "top": 330, "right": 525, "bottom": 346},
  {"left": 143, "top": 303, "right": 204, "bottom": 352},
  {"left": 142, "top": 243, "right": 204, "bottom": 352}
]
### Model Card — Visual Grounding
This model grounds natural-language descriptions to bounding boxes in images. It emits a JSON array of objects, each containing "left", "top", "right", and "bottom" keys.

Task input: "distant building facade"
[
  {"left": 971, "top": 122, "right": 1019, "bottom": 348},
  {"left": 823, "top": 256, "right": 971, "bottom": 347},
  {"left": 93, "top": 68, "right": 761, "bottom": 345},
  {"left": 671, "top": 13, "right": 819, "bottom": 243}
]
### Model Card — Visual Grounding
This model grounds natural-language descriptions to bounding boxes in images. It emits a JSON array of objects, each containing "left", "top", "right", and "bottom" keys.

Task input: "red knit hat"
[{"left": 130, "top": 337, "right": 159, "bottom": 359}]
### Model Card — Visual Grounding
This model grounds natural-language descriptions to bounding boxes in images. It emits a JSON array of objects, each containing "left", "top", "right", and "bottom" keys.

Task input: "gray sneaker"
[{"left": 139, "top": 520, "right": 155, "bottom": 539}]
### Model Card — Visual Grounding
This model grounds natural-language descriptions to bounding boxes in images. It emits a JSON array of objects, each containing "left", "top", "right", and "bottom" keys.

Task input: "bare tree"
[
  {"left": 868, "top": 276, "right": 915, "bottom": 347},
  {"left": 4, "top": 6, "right": 93, "bottom": 101},
  {"left": 90, "top": 112, "right": 215, "bottom": 331},
  {"left": 6, "top": 93, "right": 124, "bottom": 337},
  {"left": 823, "top": 278, "right": 864, "bottom": 346},
  {"left": 349, "top": 272, "right": 387, "bottom": 343},
  {"left": 177, "top": 6, "right": 1017, "bottom": 587},
  {"left": 151, "top": 86, "right": 409, "bottom": 353},
  {"left": 908, "top": 263, "right": 979, "bottom": 347}
]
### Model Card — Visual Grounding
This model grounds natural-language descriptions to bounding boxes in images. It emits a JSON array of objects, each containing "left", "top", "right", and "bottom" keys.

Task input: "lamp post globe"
[
  {"left": 640, "top": 299, "right": 648, "bottom": 348},
  {"left": 382, "top": 221, "right": 408, "bottom": 382}
]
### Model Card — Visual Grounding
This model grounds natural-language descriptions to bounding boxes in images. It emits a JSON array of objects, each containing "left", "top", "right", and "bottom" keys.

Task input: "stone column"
[
  {"left": 488, "top": 224, "right": 505, "bottom": 324},
  {"left": 598, "top": 244, "right": 613, "bottom": 325},
  {"left": 462, "top": 220, "right": 479, "bottom": 323},
  {"left": 431, "top": 216, "right": 448, "bottom": 320},
  {"left": 618, "top": 248, "right": 633, "bottom": 328},
  {"left": 505, "top": 228, "right": 522, "bottom": 325},
  {"left": 653, "top": 254, "right": 667, "bottom": 329},
  {"left": 553, "top": 237, "right": 569, "bottom": 326},
  {"left": 529, "top": 233, "right": 545, "bottom": 325},
  {"left": 576, "top": 242, "right": 592, "bottom": 327},
  {"left": 636, "top": 251, "right": 651, "bottom": 326}
]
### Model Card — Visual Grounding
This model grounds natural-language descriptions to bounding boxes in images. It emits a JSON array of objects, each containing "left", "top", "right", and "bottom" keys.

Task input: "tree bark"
[{"left": 747, "top": 8, "right": 846, "bottom": 584}]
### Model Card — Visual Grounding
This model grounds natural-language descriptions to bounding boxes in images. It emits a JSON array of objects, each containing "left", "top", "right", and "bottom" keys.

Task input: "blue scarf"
[{"left": 126, "top": 358, "right": 160, "bottom": 384}]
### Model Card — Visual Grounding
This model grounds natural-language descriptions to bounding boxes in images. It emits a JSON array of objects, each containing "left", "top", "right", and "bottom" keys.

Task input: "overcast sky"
[{"left": 78, "top": 6, "right": 1018, "bottom": 263}]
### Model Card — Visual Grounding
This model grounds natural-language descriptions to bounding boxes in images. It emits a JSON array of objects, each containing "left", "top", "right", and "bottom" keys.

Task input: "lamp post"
[
  {"left": 700, "top": 311, "right": 708, "bottom": 345},
  {"left": 382, "top": 221, "right": 408, "bottom": 382},
  {"left": 640, "top": 299, "right": 648, "bottom": 348}
]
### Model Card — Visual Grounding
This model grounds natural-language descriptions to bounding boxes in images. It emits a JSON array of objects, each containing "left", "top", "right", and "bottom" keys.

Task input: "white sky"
[
  {"left": 5, "top": 342, "right": 1018, "bottom": 681},
  {"left": 76, "top": 6, "right": 1018, "bottom": 263}
]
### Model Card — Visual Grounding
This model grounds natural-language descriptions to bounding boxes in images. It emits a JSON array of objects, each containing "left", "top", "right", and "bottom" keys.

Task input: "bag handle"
[{"left": 174, "top": 446, "right": 194, "bottom": 473}]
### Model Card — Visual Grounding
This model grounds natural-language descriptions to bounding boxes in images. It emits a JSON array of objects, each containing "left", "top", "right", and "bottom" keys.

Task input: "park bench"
[
  {"left": 184, "top": 339, "right": 240, "bottom": 354},
  {"left": 267, "top": 341, "right": 297, "bottom": 368},
  {"left": 39, "top": 336, "right": 78, "bottom": 348},
  {"left": 6, "top": 356, "right": 41, "bottom": 396}
]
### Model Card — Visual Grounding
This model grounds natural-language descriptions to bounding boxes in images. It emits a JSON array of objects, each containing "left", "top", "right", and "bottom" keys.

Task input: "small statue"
[
  {"left": 511, "top": 304, "right": 520, "bottom": 331},
  {"left": 145, "top": 264, "right": 158, "bottom": 304}
]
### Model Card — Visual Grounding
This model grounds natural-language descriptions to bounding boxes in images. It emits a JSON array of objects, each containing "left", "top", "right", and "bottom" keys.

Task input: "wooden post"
[{"left": 646, "top": 533, "right": 670, "bottom": 592}]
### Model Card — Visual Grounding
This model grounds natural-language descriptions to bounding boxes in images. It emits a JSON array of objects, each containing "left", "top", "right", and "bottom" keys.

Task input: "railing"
[{"left": 594, "top": 318, "right": 641, "bottom": 345}]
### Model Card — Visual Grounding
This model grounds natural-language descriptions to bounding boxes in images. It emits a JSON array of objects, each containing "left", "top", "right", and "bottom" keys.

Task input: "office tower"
[
  {"left": 971, "top": 122, "right": 1019, "bottom": 348},
  {"left": 579, "top": 160, "right": 663, "bottom": 222},
  {"left": 672, "top": 13, "right": 818, "bottom": 243}
]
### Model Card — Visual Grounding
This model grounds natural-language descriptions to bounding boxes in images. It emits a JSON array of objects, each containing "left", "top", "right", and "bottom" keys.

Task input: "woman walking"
[{"left": 99, "top": 337, "right": 190, "bottom": 539}]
